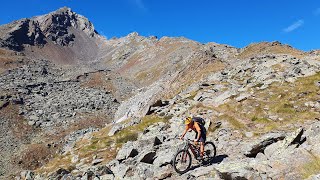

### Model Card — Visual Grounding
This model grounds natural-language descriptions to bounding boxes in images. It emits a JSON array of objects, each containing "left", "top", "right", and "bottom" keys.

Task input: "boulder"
[
  {"left": 153, "top": 149, "right": 175, "bottom": 167},
  {"left": 134, "top": 163, "right": 155, "bottom": 179},
  {"left": 263, "top": 141, "right": 283, "bottom": 159},
  {"left": 28, "top": 121, "right": 36, "bottom": 126},
  {"left": 282, "top": 128, "right": 305, "bottom": 147},
  {"left": 29, "top": 115, "right": 39, "bottom": 121},
  {"left": 182, "top": 165, "right": 216, "bottom": 179},
  {"left": 214, "top": 161, "right": 262, "bottom": 180},
  {"left": 116, "top": 141, "right": 138, "bottom": 161},
  {"left": 235, "top": 93, "right": 251, "bottom": 102},
  {"left": 93, "top": 165, "right": 114, "bottom": 178},
  {"left": 109, "top": 163, "right": 129, "bottom": 179},
  {"left": 244, "top": 132, "right": 285, "bottom": 157},
  {"left": 266, "top": 148, "right": 315, "bottom": 179},
  {"left": 154, "top": 171, "right": 172, "bottom": 180},
  {"left": 99, "top": 174, "right": 116, "bottom": 180},
  {"left": 133, "top": 137, "right": 155, "bottom": 151}
]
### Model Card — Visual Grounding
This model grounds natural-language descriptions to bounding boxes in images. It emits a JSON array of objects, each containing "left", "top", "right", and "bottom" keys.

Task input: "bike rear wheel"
[
  {"left": 173, "top": 149, "right": 192, "bottom": 174},
  {"left": 204, "top": 141, "right": 216, "bottom": 159}
]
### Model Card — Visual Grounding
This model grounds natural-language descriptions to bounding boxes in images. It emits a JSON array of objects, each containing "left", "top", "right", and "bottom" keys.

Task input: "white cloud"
[
  {"left": 283, "top": 20, "right": 304, "bottom": 33},
  {"left": 314, "top": 8, "right": 320, "bottom": 16}
]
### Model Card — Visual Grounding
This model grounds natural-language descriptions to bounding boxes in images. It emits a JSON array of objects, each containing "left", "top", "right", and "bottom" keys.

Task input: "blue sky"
[{"left": 0, "top": 0, "right": 319, "bottom": 51}]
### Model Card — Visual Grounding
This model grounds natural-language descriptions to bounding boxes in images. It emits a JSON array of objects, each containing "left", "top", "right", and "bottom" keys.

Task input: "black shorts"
[{"left": 195, "top": 131, "right": 206, "bottom": 143}]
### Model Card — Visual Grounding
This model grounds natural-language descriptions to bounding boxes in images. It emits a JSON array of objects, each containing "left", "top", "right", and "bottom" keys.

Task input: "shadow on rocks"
[
  {"left": 183, "top": 154, "right": 229, "bottom": 173},
  {"left": 210, "top": 154, "right": 228, "bottom": 164}
]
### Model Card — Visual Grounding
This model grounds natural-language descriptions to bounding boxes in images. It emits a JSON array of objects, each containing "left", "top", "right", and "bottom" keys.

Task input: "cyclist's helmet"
[{"left": 185, "top": 116, "right": 192, "bottom": 125}]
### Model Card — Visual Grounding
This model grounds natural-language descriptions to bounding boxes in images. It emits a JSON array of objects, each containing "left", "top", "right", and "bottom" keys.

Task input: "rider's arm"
[
  {"left": 194, "top": 123, "right": 201, "bottom": 141},
  {"left": 180, "top": 126, "right": 189, "bottom": 139}
]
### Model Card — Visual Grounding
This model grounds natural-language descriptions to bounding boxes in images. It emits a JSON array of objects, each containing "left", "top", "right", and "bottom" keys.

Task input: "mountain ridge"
[{"left": 0, "top": 7, "right": 319, "bottom": 179}]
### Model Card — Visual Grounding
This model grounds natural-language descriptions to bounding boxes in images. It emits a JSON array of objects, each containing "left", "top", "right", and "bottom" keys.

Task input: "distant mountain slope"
[{"left": 0, "top": 6, "right": 319, "bottom": 179}]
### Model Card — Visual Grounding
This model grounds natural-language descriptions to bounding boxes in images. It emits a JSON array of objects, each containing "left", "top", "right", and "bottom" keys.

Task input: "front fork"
[
  {"left": 182, "top": 150, "right": 188, "bottom": 162},
  {"left": 181, "top": 143, "right": 190, "bottom": 162}
]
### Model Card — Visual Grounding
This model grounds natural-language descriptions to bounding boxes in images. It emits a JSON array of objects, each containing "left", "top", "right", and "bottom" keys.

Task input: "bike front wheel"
[
  {"left": 204, "top": 141, "right": 216, "bottom": 159},
  {"left": 173, "top": 149, "right": 192, "bottom": 174}
]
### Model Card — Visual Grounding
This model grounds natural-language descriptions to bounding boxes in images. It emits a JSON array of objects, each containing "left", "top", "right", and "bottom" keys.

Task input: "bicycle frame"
[{"left": 181, "top": 139, "right": 200, "bottom": 159}]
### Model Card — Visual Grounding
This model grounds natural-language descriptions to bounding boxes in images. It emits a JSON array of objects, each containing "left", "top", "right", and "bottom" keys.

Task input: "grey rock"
[
  {"left": 28, "top": 121, "right": 35, "bottom": 126},
  {"left": 20, "top": 170, "right": 34, "bottom": 180},
  {"left": 92, "top": 158, "right": 104, "bottom": 166},
  {"left": 114, "top": 82, "right": 165, "bottom": 120},
  {"left": 182, "top": 165, "right": 216, "bottom": 179},
  {"left": 154, "top": 170, "right": 173, "bottom": 180},
  {"left": 153, "top": 149, "right": 175, "bottom": 167},
  {"left": 244, "top": 131, "right": 254, "bottom": 138},
  {"left": 244, "top": 132, "right": 285, "bottom": 157},
  {"left": 116, "top": 141, "right": 137, "bottom": 161},
  {"left": 214, "top": 161, "right": 261, "bottom": 180},
  {"left": 29, "top": 115, "right": 39, "bottom": 121},
  {"left": 263, "top": 141, "right": 283, "bottom": 159},
  {"left": 48, "top": 168, "right": 70, "bottom": 179},
  {"left": 235, "top": 93, "right": 251, "bottom": 102},
  {"left": 99, "top": 174, "right": 115, "bottom": 180},
  {"left": 306, "top": 174, "right": 320, "bottom": 180},
  {"left": 283, "top": 128, "right": 304, "bottom": 147},
  {"left": 63, "top": 127, "right": 99, "bottom": 153}
]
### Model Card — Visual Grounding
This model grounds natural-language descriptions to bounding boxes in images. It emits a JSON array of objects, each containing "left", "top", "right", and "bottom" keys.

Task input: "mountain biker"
[{"left": 180, "top": 116, "right": 206, "bottom": 159}]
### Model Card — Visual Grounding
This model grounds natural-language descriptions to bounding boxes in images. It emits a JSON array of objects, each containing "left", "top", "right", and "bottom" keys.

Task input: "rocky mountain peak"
[
  {"left": 53, "top": 6, "right": 73, "bottom": 14},
  {"left": 35, "top": 7, "right": 98, "bottom": 43},
  {"left": 0, "top": 7, "right": 98, "bottom": 51}
]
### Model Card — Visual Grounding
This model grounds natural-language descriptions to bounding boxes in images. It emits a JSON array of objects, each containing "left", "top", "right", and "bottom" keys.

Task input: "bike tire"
[
  {"left": 173, "top": 149, "right": 192, "bottom": 174},
  {"left": 204, "top": 141, "right": 216, "bottom": 159}
]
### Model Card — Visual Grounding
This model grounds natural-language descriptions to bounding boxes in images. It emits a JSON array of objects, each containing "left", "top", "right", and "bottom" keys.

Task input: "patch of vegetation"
[
  {"left": 135, "top": 64, "right": 163, "bottom": 85},
  {"left": 219, "top": 114, "right": 246, "bottom": 129},
  {"left": 37, "top": 115, "right": 171, "bottom": 174},
  {"left": 208, "top": 121, "right": 220, "bottom": 133},
  {"left": 250, "top": 115, "right": 278, "bottom": 132},
  {"left": 251, "top": 116, "right": 269, "bottom": 123},
  {"left": 36, "top": 155, "right": 72, "bottom": 174},
  {"left": 237, "top": 42, "right": 305, "bottom": 59},
  {"left": 301, "top": 156, "right": 320, "bottom": 179},
  {"left": 187, "top": 91, "right": 198, "bottom": 100},
  {"left": 18, "top": 144, "right": 55, "bottom": 170},
  {"left": 164, "top": 61, "right": 225, "bottom": 99},
  {"left": 275, "top": 103, "right": 295, "bottom": 114},
  {"left": 136, "top": 71, "right": 149, "bottom": 80},
  {"left": 271, "top": 63, "right": 286, "bottom": 72},
  {"left": 116, "top": 132, "right": 139, "bottom": 144},
  {"left": 215, "top": 72, "right": 320, "bottom": 134},
  {"left": 89, "top": 115, "right": 171, "bottom": 153}
]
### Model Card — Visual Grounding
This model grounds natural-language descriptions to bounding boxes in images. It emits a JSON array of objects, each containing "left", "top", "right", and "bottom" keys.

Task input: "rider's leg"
[{"left": 200, "top": 142, "right": 204, "bottom": 157}]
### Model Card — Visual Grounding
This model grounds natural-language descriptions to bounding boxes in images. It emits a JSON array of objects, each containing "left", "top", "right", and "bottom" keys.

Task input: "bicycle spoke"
[{"left": 173, "top": 150, "right": 191, "bottom": 173}]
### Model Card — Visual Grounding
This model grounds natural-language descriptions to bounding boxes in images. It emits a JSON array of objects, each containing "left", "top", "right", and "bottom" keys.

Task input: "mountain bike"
[{"left": 173, "top": 138, "right": 216, "bottom": 174}]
